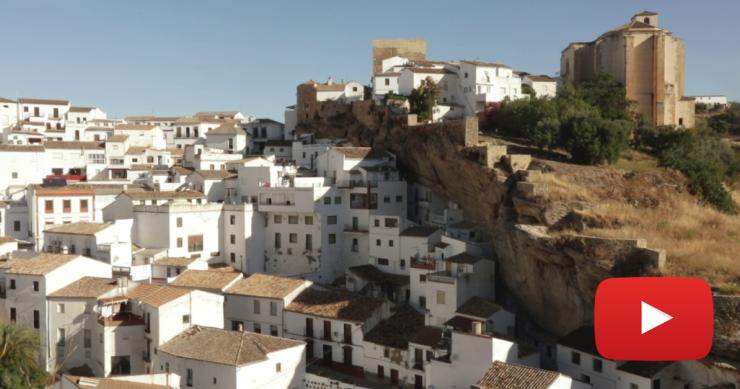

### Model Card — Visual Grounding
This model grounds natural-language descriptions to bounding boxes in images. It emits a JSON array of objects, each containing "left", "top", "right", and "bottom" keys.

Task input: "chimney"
[{"left": 472, "top": 321, "right": 483, "bottom": 335}]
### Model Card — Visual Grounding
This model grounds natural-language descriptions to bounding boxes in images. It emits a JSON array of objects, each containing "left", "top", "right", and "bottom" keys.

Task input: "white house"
[
  {"left": 169, "top": 269, "right": 242, "bottom": 294},
  {"left": 245, "top": 118, "right": 286, "bottom": 153},
  {"left": 205, "top": 123, "right": 247, "bottom": 154},
  {"left": 691, "top": 95, "right": 729, "bottom": 107},
  {"left": 28, "top": 184, "right": 97, "bottom": 250},
  {"left": 0, "top": 97, "right": 19, "bottom": 130},
  {"left": 43, "top": 220, "right": 134, "bottom": 269},
  {"left": 223, "top": 273, "right": 311, "bottom": 337},
  {"left": 523, "top": 74, "right": 558, "bottom": 98},
  {"left": 156, "top": 326, "right": 306, "bottom": 389},
  {"left": 0, "top": 252, "right": 112, "bottom": 371},
  {"left": 186, "top": 169, "right": 236, "bottom": 203},
  {"left": 0, "top": 144, "right": 46, "bottom": 197},
  {"left": 113, "top": 124, "right": 166, "bottom": 149}
]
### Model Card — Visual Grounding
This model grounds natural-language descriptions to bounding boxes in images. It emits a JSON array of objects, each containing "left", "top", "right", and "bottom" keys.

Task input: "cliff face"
[{"left": 297, "top": 101, "right": 738, "bottom": 363}]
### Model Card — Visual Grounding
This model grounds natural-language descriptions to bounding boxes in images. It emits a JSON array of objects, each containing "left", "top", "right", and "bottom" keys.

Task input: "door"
[
  {"left": 377, "top": 365, "right": 384, "bottom": 378},
  {"left": 343, "top": 346, "right": 352, "bottom": 366},
  {"left": 352, "top": 217, "right": 358, "bottom": 230},
  {"left": 34, "top": 107, "right": 40, "bottom": 116},
  {"left": 322, "top": 345, "right": 332, "bottom": 366},
  {"left": 415, "top": 374, "right": 423, "bottom": 389},
  {"left": 391, "top": 369, "right": 399, "bottom": 385}
]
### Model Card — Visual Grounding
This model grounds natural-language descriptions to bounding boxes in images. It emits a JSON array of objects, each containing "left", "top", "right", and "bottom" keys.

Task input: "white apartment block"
[
  {"left": 0, "top": 253, "right": 113, "bottom": 371},
  {"left": 28, "top": 184, "right": 97, "bottom": 249},
  {"left": 245, "top": 118, "right": 286, "bottom": 153},
  {"left": 691, "top": 95, "right": 729, "bottom": 107},
  {"left": 523, "top": 74, "right": 558, "bottom": 98}
]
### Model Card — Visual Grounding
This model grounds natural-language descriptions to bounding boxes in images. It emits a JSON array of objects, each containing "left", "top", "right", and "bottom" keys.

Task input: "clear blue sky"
[{"left": 2, "top": 1, "right": 738, "bottom": 120}]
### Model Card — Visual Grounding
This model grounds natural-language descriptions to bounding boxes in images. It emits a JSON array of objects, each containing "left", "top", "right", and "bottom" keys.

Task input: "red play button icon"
[{"left": 595, "top": 277, "right": 713, "bottom": 360}]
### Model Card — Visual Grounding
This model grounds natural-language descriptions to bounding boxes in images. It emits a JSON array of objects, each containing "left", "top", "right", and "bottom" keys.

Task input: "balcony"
[
  {"left": 426, "top": 271, "right": 456, "bottom": 285},
  {"left": 98, "top": 312, "right": 145, "bottom": 327}
]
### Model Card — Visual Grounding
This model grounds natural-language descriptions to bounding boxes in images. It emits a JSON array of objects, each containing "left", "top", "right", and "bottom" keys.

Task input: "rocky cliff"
[{"left": 296, "top": 100, "right": 738, "bottom": 365}]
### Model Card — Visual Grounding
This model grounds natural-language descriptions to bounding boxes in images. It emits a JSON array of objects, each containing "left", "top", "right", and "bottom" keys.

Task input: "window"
[
  {"left": 328, "top": 234, "right": 336, "bottom": 244},
  {"left": 230, "top": 234, "right": 236, "bottom": 244},
  {"left": 305, "top": 234, "right": 313, "bottom": 250},
  {"left": 653, "top": 380, "right": 661, "bottom": 389},
  {"left": 177, "top": 238, "right": 183, "bottom": 248},
  {"left": 630, "top": 384, "right": 638, "bottom": 389},
  {"left": 305, "top": 216, "right": 313, "bottom": 225},
  {"left": 230, "top": 253, "right": 236, "bottom": 263},
  {"left": 400, "top": 259, "right": 406, "bottom": 269},
  {"left": 384, "top": 78, "right": 390, "bottom": 86},
  {"left": 275, "top": 362, "right": 282, "bottom": 372},
  {"left": 289, "top": 233, "right": 297, "bottom": 243},
  {"left": 436, "top": 290, "right": 445, "bottom": 305},
  {"left": 270, "top": 301, "right": 278, "bottom": 316},
  {"left": 323, "top": 197, "right": 331, "bottom": 205},
  {"left": 288, "top": 215, "right": 298, "bottom": 224},
  {"left": 274, "top": 214, "right": 282, "bottom": 224},
  {"left": 10, "top": 307, "right": 16, "bottom": 322},
  {"left": 57, "top": 329, "right": 65, "bottom": 346},
  {"left": 334, "top": 196, "right": 341, "bottom": 204},
  {"left": 305, "top": 317, "right": 314, "bottom": 337},
  {"left": 13, "top": 221, "right": 20, "bottom": 231},
  {"left": 230, "top": 215, "right": 236, "bottom": 225},
  {"left": 571, "top": 351, "right": 581, "bottom": 365},
  {"left": 384, "top": 218, "right": 398, "bottom": 228},
  {"left": 388, "top": 240, "right": 394, "bottom": 247},
  {"left": 419, "top": 274, "right": 426, "bottom": 283},
  {"left": 270, "top": 325, "right": 278, "bottom": 336},
  {"left": 57, "top": 303, "right": 65, "bottom": 313},
  {"left": 274, "top": 233, "right": 281, "bottom": 249},
  {"left": 254, "top": 323, "right": 261, "bottom": 333},
  {"left": 232, "top": 321, "right": 244, "bottom": 331},
  {"left": 376, "top": 239, "right": 381, "bottom": 246},
  {"left": 213, "top": 378, "right": 217, "bottom": 385},
  {"left": 377, "top": 258, "right": 389, "bottom": 266},
  {"left": 327, "top": 215, "right": 337, "bottom": 225},
  {"left": 187, "top": 235, "right": 203, "bottom": 251},
  {"left": 63, "top": 200, "right": 71, "bottom": 213},
  {"left": 383, "top": 196, "right": 390, "bottom": 203},
  {"left": 84, "top": 329, "right": 91, "bottom": 348},
  {"left": 186, "top": 369, "right": 193, "bottom": 387},
  {"left": 33, "top": 281, "right": 39, "bottom": 292},
  {"left": 45, "top": 200, "right": 54, "bottom": 212},
  {"left": 581, "top": 374, "right": 591, "bottom": 384},
  {"left": 11, "top": 172, "right": 18, "bottom": 179},
  {"left": 33, "top": 310, "right": 40, "bottom": 329},
  {"left": 396, "top": 195, "right": 403, "bottom": 202},
  {"left": 351, "top": 238, "right": 358, "bottom": 252},
  {"left": 182, "top": 314, "right": 190, "bottom": 324},
  {"left": 593, "top": 358, "right": 603, "bottom": 372},
  {"left": 80, "top": 199, "right": 88, "bottom": 212},
  {"left": 374, "top": 219, "right": 380, "bottom": 227},
  {"left": 176, "top": 217, "right": 183, "bottom": 227}
]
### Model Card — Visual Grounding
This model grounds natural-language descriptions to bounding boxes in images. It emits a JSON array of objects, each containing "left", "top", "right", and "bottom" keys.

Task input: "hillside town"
[{"left": 0, "top": 10, "right": 738, "bottom": 389}]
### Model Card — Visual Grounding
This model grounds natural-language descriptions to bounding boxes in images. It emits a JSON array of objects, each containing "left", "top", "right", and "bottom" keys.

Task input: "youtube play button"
[{"left": 595, "top": 277, "right": 713, "bottom": 361}]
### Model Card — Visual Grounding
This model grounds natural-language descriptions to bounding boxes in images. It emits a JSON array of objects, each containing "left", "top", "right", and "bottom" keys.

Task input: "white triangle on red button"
[{"left": 641, "top": 301, "right": 673, "bottom": 334}]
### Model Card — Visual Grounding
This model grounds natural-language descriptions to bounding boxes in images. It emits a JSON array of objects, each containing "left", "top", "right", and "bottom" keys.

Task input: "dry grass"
[{"left": 535, "top": 158, "right": 740, "bottom": 294}]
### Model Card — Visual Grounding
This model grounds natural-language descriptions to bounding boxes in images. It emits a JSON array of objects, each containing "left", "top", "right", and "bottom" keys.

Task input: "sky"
[{"left": 2, "top": 0, "right": 739, "bottom": 120}]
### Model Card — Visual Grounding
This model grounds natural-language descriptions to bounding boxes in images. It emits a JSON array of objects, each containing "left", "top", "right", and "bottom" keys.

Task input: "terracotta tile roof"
[
  {"left": 193, "top": 170, "right": 237, "bottom": 180},
  {"left": 63, "top": 375, "right": 172, "bottom": 389},
  {"left": 474, "top": 361, "right": 559, "bottom": 389},
  {"left": 195, "top": 111, "right": 241, "bottom": 118},
  {"left": 123, "top": 191, "right": 204, "bottom": 200},
  {"left": 125, "top": 283, "right": 191, "bottom": 307},
  {"left": 48, "top": 277, "right": 119, "bottom": 298},
  {"left": 400, "top": 226, "right": 439, "bottom": 237},
  {"left": 0, "top": 97, "right": 16, "bottom": 103},
  {"left": 125, "top": 146, "right": 147, "bottom": 155},
  {"left": 152, "top": 257, "right": 196, "bottom": 267},
  {"left": 174, "top": 117, "right": 204, "bottom": 125},
  {"left": 462, "top": 60, "right": 512, "bottom": 69},
  {"left": 285, "top": 287, "right": 383, "bottom": 322},
  {"left": 45, "top": 141, "right": 104, "bottom": 150},
  {"left": 130, "top": 164, "right": 155, "bottom": 171},
  {"left": 364, "top": 305, "right": 424, "bottom": 349},
  {"left": 170, "top": 270, "right": 241, "bottom": 291},
  {"left": 312, "top": 83, "right": 347, "bottom": 92},
  {"left": 44, "top": 222, "right": 113, "bottom": 236},
  {"left": 446, "top": 252, "right": 483, "bottom": 264},
  {"left": 18, "top": 97, "right": 69, "bottom": 105},
  {"left": 107, "top": 134, "right": 129, "bottom": 142},
  {"left": 526, "top": 75, "right": 556, "bottom": 82},
  {"left": 69, "top": 106, "right": 95, "bottom": 113},
  {"left": 0, "top": 236, "right": 16, "bottom": 244},
  {"left": 409, "top": 326, "right": 443, "bottom": 348},
  {"left": 456, "top": 296, "right": 502, "bottom": 319},
  {"left": 348, "top": 265, "right": 408, "bottom": 286},
  {"left": 173, "top": 166, "right": 194, "bottom": 175},
  {"left": 0, "top": 145, "right": 45, "bottom": 152},
  {"left": 225, "top": 273, "right": 307, "bottom": 299},
  {"left": 3, "top": 253, "right": 79, "bottom": 275},
  {"left": 334, "top": 147, "right": 391, "bottom": 160},
  {"left": 207, "top": 124, "right": 244, "bottom": 135},
  {"left": 251, "top": 118, "right": 282, "bottom": 125},
  {"left": 410, "top": 67, "right": 453, "bottom": 74},
  {"left": 159, "top": 325, "right": 303, "bottom": 366},
  {"left": 635, "top": 10, "right": 658, "bottom": 16},
  {"left": 33, "top": 185, "right": 95, "bottom": 197},
  {"left": 558, "top": 325, "right": 597, "bottom": 355},
  {"left": 166, "top": 148, "right": 185, "bottom": 156},
  {"left": 114, "top": 124, "right": 157, "bottom": 131}
]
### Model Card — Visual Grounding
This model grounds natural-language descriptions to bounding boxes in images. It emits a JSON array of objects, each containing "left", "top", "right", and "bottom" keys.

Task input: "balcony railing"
[{"left": 426, "top": 271, "right": 456, "bottom": 284}]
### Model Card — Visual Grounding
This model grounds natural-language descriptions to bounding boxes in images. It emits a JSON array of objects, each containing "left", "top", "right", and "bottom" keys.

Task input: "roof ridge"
[{"left": 235, "top": 331, "right": 247, "bottom": 365}]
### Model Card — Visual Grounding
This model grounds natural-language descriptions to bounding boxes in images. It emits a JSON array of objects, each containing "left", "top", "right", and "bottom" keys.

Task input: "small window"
[
  {"left": 176, "top": 217, "right": 183, "bottom": 227},
  {"left": 384, "top": 78, "right": 390, "bottom": 86},
  {"left": 274, "top": 215, "right": 282, "bottom": 224},
  {"left": 230, "top": 215, "right": 236, "bottom": 225},
  {"left": 571, "top": 351, "right": 581, "bottom": 365},
  {"left": 388, "top": 240, "right": 394, "bottom": 247},
  {"left": 288, "top": 215, "right": 298, "bottom": 224},
  {"left": 383, "top": 196, "right": 390, "bottom": 203},
  {"left": 327, "top": 215, "right": 337, "bottom": 225},
  {"left": 323, "top": 197, "right": 331, "bottom": 205},
  {"left": 377, "top": 258, "right": 389, "bottom": 266},
  {"left": 328, "top": 234, "right": 336, "bottom": 244},
  {"left": 270, "top": 301, "right": 278, "bottom": 316},
  {"left": 57, "top": 303, "right": 65, "bottom": 313},
  {"left": 289, "top": 233, "right": 297, "bottom": 243},
  {"left": 593, "top": 358, "right": 603, "bottom": 372},
  {"left": 230, "top": 253, "right": 236, "bottom": 263},
  {"left": 9, "top": 279, "right": 15, "bottom": 289},
  {"left": 182, "top": 314, "right": 190, "bottom": 324},
  {"left": 334, "top": 196, "right": 341, "bottom": 204},
  {"left": 177, "top": 238, "right": 183, "bottom": 248},
  {"left": 33, "top": 281, "right": 39, "bottom": 292},
  {"left": 396, "top": 195, "right": 403, "bottom": 203},
  {"left": 276, "top": 362, "right": 281, "bottom": 372},
  {"left": 374, "top": 219, "right": 380, "bottom": 227},
  {"left": 305, "top": 216, "right": 314, "bottom": 225},
  {"left": 254, "top": 300, "right": 261, "bottom": 314},
  {"left": 213, "top": 377, "right": 217, "bottom": 385},
  {"left": 436, "top": 290, "right": 445, "bottom": 304},
  {"left": 186, "top": 368, "right": 193, "bottom": 387}
]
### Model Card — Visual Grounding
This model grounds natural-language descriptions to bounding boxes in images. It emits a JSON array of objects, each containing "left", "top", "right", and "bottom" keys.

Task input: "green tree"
[
  {"left": 521, "top": 83, "right": 536, "bottom": 98},
  {"left": 560, "top": 109, "right": 630, "bottom": 165},
  {"left": 409, "top": 77, "right": 439, "bottom": 122},
  {"left": 577, "top": 73, "right": 632, "bottom": 121},
  {"left": 0, "top": 322, "right": 50, "bottom": 388}
]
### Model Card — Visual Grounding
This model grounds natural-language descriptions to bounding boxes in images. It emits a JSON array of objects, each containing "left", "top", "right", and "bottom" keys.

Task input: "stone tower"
[{"left": 560, "top": 12, "right": 695, "bottom": 127}]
